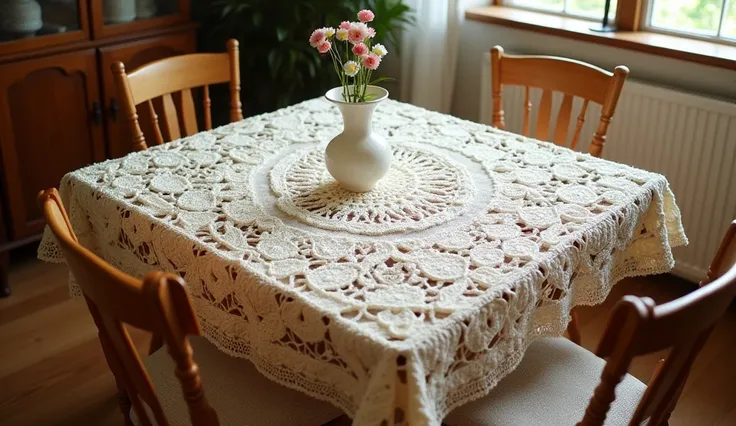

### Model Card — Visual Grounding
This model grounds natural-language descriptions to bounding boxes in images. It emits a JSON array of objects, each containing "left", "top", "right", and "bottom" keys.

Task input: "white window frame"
[
  {"left": 505, "top": 0, "right": 618, "bottom": 22},
  {"left": 643, "top": 0, "right": 736, "bottom": 45}
]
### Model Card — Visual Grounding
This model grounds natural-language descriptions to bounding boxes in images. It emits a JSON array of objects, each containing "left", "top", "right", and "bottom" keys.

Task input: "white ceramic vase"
[
  {"left": 136, "top": 0, "right": 157, "bottom": 18},
  {"left": 324, "top": 85, "right": 391, "bottom": 192},
  {"left": 2, "top": 0, "right": 43, "bottom": 37},
  {"left": 103, "top": 0, "right": 136, "bottom": 24}
]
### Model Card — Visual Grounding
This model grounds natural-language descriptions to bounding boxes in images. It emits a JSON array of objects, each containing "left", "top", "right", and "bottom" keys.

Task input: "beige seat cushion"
[
  {"left": 134, "top": 336, "right": 343, "bottom": 426},
  {"left": 445, "top": 337, "right": 647, "bottom": 426}
]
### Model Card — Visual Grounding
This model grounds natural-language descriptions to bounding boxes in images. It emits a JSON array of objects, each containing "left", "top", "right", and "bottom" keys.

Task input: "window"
[
  {"left": 506, "top": 0, "right": 617, "bottom": 21},
  {"left": 502, "top": 0, "right": 736, "bottom": 43},
  {"left": 647, "top": 0, "right": 736, "bottom": 41}
]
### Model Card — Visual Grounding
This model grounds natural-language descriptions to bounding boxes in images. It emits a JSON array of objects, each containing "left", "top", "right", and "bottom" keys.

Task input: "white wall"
[{"left": 452, "top": 19, "right": 736, "bottom": 122}]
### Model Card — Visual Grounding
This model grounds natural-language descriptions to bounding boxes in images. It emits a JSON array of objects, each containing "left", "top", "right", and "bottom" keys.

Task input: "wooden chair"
[
  {"left": 490, "top": 45, "right": 629, "bottom": 158},
  {"left": 38, "top": 188, "right": 343, "bottom": 426},
  {"left": 113, "top": 39, "right": 243, "bottom": 152},
  {"left": 491, "top": 45, "right": 629, "bottom": 345},
  {"left": 445, "top": 220, "right": 736, "bottom": 426}
]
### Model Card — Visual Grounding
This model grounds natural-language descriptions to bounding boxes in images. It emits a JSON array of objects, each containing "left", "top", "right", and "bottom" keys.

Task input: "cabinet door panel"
[
  {"left": 99, "top": 30, "right": 196, "bottom": 158},
  {"left": 0, "top": 49, "right": 105, "bottom": 239}
]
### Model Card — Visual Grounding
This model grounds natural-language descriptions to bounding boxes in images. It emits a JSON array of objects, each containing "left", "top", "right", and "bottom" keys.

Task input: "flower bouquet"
[
  {"left": 309, "top": 9, "right": 389, "bottom": 103},
  {"left": 308, "top": 9, "right": 394, "bottom": 192}
]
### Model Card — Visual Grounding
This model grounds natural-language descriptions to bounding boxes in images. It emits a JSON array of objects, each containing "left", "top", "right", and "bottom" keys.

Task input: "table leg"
[{"left": 0, "top": 251, "right": 10, "bottom": 298}]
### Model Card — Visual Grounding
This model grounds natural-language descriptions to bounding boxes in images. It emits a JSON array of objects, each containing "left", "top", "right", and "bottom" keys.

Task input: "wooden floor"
[{"left": 1, "top": 246, "right": 735, "bottom": 426}]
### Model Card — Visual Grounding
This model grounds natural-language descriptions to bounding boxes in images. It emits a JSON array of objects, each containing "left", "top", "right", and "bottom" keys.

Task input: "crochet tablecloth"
[{"left": 39, "top": 97, "right": 687, "bottom": 425}]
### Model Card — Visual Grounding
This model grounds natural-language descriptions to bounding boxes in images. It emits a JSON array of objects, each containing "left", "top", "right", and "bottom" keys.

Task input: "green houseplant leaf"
[{"left": 192, "top": 0, "right": 414, "bottom": 119}]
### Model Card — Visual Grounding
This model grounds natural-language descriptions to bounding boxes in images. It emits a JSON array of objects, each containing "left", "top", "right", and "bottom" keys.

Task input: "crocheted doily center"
[{"left": 270, "top": 145, "right": 475, "bottom": 235}]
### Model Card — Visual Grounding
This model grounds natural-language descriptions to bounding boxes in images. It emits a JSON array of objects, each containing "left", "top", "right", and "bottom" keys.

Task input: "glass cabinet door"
[
  {"left": 92, "top": 0, "right": 188, "bottom": 39},
  {"left": 0, "top": 0, "right": 90, "bottom": 56}
]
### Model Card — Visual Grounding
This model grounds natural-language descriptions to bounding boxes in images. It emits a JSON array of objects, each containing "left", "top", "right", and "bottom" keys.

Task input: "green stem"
[
  {"left": 329, "top": 48, "right": 346, "bottom": 100},
  {"left": 355, "top": 55, "right": 361, "bottom": 102},
  {"left": 363, "top": 69, "right": 372, "bottom": 100}
]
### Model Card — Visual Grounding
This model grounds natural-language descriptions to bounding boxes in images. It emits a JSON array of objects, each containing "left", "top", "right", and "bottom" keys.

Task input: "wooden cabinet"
[
  {"left": 89, "top": 0, "right": 190, "bottom": 40},
  {"left": 0, "top": 0, "right": 197, "bottom": 296},
  {"left": 0, "top": 49, "right": 106, "bottom": 239},
  {"left": 0, "top": 0, "right": 91, "bottom": 57}
]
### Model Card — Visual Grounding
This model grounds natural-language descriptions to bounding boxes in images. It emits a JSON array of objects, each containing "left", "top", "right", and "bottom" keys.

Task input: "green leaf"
[
  {"left": 369, "top": 76, "right": 395, "bottom": 85},
  {"left": 197, "top": 0, "right": 414, "bottom": 115},
  {"left": 276, "top": 27, "right": 289, "bottom": 41}
]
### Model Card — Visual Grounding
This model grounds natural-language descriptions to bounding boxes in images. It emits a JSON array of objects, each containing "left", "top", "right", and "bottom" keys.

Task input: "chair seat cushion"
[
  {"left": 138, "top": 336, "right": 343, "bottom": 426},
  {"left": 445, "top": 337, "right": 647, "bottom": 426}
]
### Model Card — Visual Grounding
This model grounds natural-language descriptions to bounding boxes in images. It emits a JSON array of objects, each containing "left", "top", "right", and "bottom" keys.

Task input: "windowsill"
[{"left": 465, "top": 6, "right": 736, "bottom": 70}]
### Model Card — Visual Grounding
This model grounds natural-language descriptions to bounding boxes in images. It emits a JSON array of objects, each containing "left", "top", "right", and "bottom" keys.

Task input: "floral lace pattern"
[{"left": 39, "top": 98, "right": 687, "bottom": 426}]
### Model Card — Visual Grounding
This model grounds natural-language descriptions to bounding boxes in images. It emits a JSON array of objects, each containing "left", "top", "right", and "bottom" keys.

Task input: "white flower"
[
  {"left": 372, "top": 43, "right": 388, "bottom": 58},
  {"left": 343, "top": 60, "right": 360, "bottom": 77},
  {"left": 322, "top": 27, "right": 335, "bottom": 39},
  {"left": 347, "top": 22, "right": 370, "bottom": 44},
  {"left": 335, "top": 28, "right": 349, "bottom": 41}
]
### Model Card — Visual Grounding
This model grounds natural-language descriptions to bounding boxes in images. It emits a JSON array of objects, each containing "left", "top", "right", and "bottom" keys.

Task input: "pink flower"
[
  {"left": 309, "top": 29, "right": 325, "bottom": 47},
  {"left": 358, "top": 9, "right": 375, "bottom": 23},
  {"left": 367, "top": 27, "right": 376, "bottom": 38},
  {"left": 347, "top": 22, "right": 369, "bottom": 44},
  {"left": 339, "top": 21, "right": 351, "bottom": 30},
  {"left": 352, "top": 43, "right": 368, "bottom": 56},
  {"left": 362, "top": 53, "right": 381, "bottom": 70},
  {"left": 317, "top": 41, "right": 331, "bottom": 54}
]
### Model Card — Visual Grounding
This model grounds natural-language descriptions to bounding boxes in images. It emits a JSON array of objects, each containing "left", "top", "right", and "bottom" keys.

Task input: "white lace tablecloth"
[{"left": 39, "top": 98, "right": 687, "bottom": 425}]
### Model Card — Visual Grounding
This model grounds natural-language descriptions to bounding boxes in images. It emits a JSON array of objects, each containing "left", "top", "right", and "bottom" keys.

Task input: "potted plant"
[{"left": 193, "top": 0, "right": 413, "bottom": 119}]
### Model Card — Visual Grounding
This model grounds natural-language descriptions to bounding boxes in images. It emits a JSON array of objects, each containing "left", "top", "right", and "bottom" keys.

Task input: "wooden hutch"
[{"left": 0, "top": 0, "right": 197, "bottom": 296}]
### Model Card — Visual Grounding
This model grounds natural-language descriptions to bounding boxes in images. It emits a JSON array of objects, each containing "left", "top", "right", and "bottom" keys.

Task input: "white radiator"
[{"left": 479, "top": 52, "right": 736, "bottom": 282}]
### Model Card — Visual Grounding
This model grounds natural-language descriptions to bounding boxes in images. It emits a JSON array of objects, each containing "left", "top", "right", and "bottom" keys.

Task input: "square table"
[{"left": 39, "top": 97, "right": 687, "bottom": 425}]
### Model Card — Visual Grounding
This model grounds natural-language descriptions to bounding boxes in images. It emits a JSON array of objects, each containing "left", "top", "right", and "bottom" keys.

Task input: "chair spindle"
[
  {"left": 490, "top": 46, "right": 505, "bottom": 129},
  {"left": 536, "top": 89, "right": 553, "bottom": 141},
  {"left": 522, "top": 86, "right": 531, "bottom": 136},
  {"left": 554, "top": 94, "right": 574, "bottom": 146},
  {"left": 146, "top": 100, "right": 165, "bottom": 146},
  {"left": 204, "top": 85, "right": 212, "bottom": 130},
  {"left": 160, "top": 93, "right": 181, "bottom": 141},
  {"left": 227, "top": 39, "right": 243, "bottom": 122},
  {"left": 112, "top": 62, "right": 147, "bottom": 152},
  {"left": 179, "top": 89, "right": 198, "bottom": 136},
  {"left": 570, "top": 99, "right": 589, "bottom": 151}
]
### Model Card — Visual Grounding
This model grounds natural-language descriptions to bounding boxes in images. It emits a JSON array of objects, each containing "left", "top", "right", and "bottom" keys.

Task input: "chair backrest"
[
  {"left": 37, "top": 188, "right": 219, "bottom": 426},
  {"left": 113, "top": 38, "right": 243, "bottom": 152},
  {"left": 579, "top": 220, "right": 736, "bottom": 426},
  {"left": 490, "top": 45, "right": 628, "bottom": 157}
]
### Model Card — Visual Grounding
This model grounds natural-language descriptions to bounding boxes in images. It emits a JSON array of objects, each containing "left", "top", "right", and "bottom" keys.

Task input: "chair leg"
[
  {"left": 567, "top": 309, "right": 582, "bottom": 345},
  {"left": 98, "top": 330, "right": 134, "bottom": 425},
  {"left": 649, "top": 359, "right": 672, "bottom": 426},
  {"left": 117, "top": 388, "right": 133, "bottom": 426}
]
